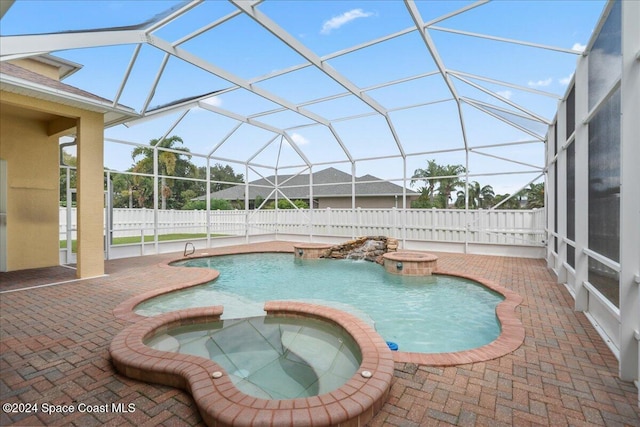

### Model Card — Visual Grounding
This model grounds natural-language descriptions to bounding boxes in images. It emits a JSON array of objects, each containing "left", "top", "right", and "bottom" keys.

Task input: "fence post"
[
  {"left": 431, "top": 207, "right": 436, "bottom": 240},
  {"left": 392, "top": 207, "right": 397, "bottom": 239}
]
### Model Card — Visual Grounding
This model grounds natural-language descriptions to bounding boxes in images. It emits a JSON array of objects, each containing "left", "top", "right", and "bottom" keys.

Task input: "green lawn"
[{"left": 60, "top": 233, "right": 209, "bottom": 251}]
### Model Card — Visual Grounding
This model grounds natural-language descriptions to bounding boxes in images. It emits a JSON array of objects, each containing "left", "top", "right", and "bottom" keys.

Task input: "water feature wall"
[{"left": 320, "top": 236, "right": 398, "bottom": 263}]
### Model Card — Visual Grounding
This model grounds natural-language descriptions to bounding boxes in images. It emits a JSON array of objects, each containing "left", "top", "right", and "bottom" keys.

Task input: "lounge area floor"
[{"left": 1, "top": 242, "right": 638, "bottom": 426}]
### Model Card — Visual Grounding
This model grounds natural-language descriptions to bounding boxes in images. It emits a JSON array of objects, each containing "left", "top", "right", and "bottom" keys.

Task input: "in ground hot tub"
[
  {"left": 110, "top": 302, "right": 394, "bottom": 427},
  {"left": 145, "top": 315, "right": 362, "bottom": 400}
]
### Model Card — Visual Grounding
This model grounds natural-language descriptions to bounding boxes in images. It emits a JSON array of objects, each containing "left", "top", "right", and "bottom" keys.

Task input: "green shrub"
[
  {"left": 181, "top": 198, "right": 233, "bottom": 210},
  {"left": 263, "top": 199, "right": 309, "bottom": 209}
]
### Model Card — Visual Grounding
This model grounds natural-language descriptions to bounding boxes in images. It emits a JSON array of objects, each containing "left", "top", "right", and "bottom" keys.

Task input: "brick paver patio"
[{"left": 1, "top": 242, "right": 638, "bottom": 426}]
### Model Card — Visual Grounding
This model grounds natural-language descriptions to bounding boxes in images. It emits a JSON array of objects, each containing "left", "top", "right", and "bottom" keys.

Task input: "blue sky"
[{"left": 2, "top": 0, "right": 606, "bottom": 194}]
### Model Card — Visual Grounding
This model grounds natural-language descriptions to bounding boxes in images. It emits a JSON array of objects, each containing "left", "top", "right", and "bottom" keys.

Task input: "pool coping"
[
  {"left": 112, "top": 248, "right": 525, "bottom": 367},
  {"left": 109, "top": 302, "right": 394, "bottom": 427},
  {"left": 393, "top": 269, "right": 525, "bottom": 366}
]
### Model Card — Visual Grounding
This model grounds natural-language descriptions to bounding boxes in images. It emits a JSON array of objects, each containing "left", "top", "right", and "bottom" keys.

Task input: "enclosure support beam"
[
  {"left": 308, "top": 165, "right": 314, "bottom": 242},
  {"left": 245, "top": 163, "right": 250, "bottom": 243},
  {"left": 153, "top": 147, "right": 159, "bottom": 254},
  {"left": 464, "top": 150, "right": 469, "bottom": 254},
  {"left": 618, "top": 0, "right": 640, "bottom": 386},
  {"left": 572, "top": 54, "right": 589, "bottom": 312},
  {"left": 545, "top": 125, "right": 555, "bottom": 271},
  {"left": 351, "top": 163, "right": 356, "bottom": 239},
  {"left": 402, "top": 157, "right": 407, "bottom": 248},
  {"left": 556, "top": 97, "right": 568, "bottom": 285},
  {"left": 206, "top": 157, "right": 211, "bottom": 248}
]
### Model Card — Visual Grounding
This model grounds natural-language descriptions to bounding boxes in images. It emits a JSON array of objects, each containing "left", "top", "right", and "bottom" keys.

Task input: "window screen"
[
  {"left": 566, "top": 142, "right": 575, "bottom": 268},
  {"left": 588, "top": 89, "right": 620, "bottom": 306},
  {"left": 566, "top": 87, "right": 575, "bottom": 141},
  {"left": 588, "top": 1, "right": 621, "bottom": 110},
  {"left": 553, "top": 124, "right": 558, "bottom": 254}
]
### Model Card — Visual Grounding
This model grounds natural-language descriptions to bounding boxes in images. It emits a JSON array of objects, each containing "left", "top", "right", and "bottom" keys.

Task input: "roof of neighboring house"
[
  {"left": 198, "top": 167, "right": 419, "bottom": 201},
  {"left": 0, "top": 61, "right": 139, "bottom": 127}
]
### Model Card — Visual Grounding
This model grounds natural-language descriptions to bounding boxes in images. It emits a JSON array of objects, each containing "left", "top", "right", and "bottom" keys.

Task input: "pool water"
[
  {"left": 135, "top": 253, "right": 504, "bottom": 353},
  {"left": 145, "top": 315, "right": 361, "bottom": 400}
]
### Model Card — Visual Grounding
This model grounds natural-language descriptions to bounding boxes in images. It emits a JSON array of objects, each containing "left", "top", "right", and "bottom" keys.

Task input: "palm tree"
[
  {"left": 525, "top": 182, "right": 544, "bottom": 208},
  {"left": 437, "top": 164, "right": 466, "bottom": 208},
  {"left": 411, "top": 159, "right": 440, "bottom": 205},
  {"left": 131, "top": 135, "right": 192, "bottom": 209},
  {"left": 454, "top": 181, "right": 495, "bottom": 209},
  {"left": 412, "top": 160, "right": 466, "bottom": 208},
  {"left": 111, "top": 172, "right": 136, "bottom": 208},
  {"left": 493, "top": 193, "right": 522, "bottom": 209},
  {"left": 475, "top": 182, "right": 495, "bottom": 208},
  {"left": 454, "top": 189, "right": 466, "bottom": 209}
]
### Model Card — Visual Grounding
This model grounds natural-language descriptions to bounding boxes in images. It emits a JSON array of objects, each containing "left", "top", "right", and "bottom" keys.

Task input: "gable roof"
[
  {"left": 29, "top": 54, "right": 83, "bottom": 80},
  {"left": 0, "top": 61, "right": 139, "bottom": 127},
  {"left": 199, "top": 167, "right": 419, "bottom": 201}
]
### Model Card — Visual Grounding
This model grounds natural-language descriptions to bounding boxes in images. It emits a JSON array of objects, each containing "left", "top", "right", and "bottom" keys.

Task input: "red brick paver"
[{"left": 1, "top": 242, "right": 639, "bottom": 426}]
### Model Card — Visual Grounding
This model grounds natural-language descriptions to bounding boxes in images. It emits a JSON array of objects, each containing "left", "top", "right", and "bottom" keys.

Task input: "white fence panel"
[
  {"left": 210, "top": 210, "right": 246, "bottom": 236},
  {"left": 247, "top": 209, "right": 277, "bottom": 235},
  {"left": 60, "top": 207, "right": 545, "bottom": 247}
]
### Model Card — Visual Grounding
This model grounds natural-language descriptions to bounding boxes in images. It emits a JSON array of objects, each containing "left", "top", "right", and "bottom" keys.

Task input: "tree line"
[
  {"left": 411, "top": 159, "right": 544, "bottom": 209},
  {"left": 60, "top": 138, "right": 543, "bottom": 210},
  {"left": 59, "top": 136, "right": 244, "bottom": 210}
]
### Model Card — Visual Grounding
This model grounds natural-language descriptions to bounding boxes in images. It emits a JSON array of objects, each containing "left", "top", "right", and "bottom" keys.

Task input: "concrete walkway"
[{"left": 1, "top": 242, "right": 638, "bottom": 426}]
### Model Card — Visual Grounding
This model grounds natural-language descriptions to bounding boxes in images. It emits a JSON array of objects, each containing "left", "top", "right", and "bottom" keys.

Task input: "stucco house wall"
[
  {"left": 10, "top": 58, "right": 60, "bottom": 81},
  {"left": 317, "top": 196, "right": 418, "bottom": 209},
  {"left": 0, "top": 107, "right": 60, "bottom": 270},
  {"left": 0, "top": 57, "right": 120, "bottom": 277},
  {"left": 0, "top": 91, "right": 104, "bottom": 274}
]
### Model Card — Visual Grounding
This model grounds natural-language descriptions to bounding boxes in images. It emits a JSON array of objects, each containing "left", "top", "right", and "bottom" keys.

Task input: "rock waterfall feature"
[{"left": 319, "top": 236, "right": 399, "bottom": 264}]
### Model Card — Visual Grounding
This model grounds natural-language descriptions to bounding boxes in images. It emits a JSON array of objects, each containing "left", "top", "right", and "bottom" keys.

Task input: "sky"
[{"left": 1, "top": 0, "right": 607, "bottom": 195}]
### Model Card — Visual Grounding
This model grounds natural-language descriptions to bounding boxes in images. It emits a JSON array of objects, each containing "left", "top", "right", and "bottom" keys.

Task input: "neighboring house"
[
  {"left": 200, "top": 167, "right": 419, "bottom": 209},
  {"left": 0, "top": 55, "right": 137, "bottom": 277}
]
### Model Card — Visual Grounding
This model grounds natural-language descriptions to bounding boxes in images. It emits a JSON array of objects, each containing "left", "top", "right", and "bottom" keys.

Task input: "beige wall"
[
  {"left": 0, "top": 107, "right": 60, "bottom": 270},
  {"left": 317, "top": 196, "right": 418, "bottom": 209},
  {"left": 0, "top": 91, "right": 105, "bottom": 276},
  {"left": 11, "top": 58, "right": 61, "bottom": 80},
  {"left": 75, "top": 114, "right": 105, "bottom": 278}
]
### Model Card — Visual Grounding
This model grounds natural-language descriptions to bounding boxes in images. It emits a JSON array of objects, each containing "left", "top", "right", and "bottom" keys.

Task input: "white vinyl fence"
[
  {"left": 249, "top": 208, "right": 545, "bottom": 246},
  {"left": 60, "top": 207, "right": 545, "bottom": 247}
]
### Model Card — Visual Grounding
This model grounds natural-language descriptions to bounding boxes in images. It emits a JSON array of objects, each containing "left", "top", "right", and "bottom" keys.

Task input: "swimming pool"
[{"left": 135, "top": 253, "right": 504, "bottom": 354}]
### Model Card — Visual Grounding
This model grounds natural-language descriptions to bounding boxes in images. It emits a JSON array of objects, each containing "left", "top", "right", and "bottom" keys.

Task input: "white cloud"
[
  {"left": 559, "top": 73, "right": 574, "bottom": 86},
  {"left": 290, "top": 133, "right": 310, "bottom": 146},
  {"left": 200, "top": 97, "right": 222, "bottom": 107},
  {"left": 497, "top": 90, "right": 513, "bottom": 100},
  {"left": 321, "top": 9, "right": 373, "bottom": 34},
  {"left": 192, "top": 97, "right": 222, "bottom": 114},
  {"left": 527, "top": 77, "right": 552, "bottom": 88},
  {"left": 572, "top": 42, "right": 586, "bottom": 52}
]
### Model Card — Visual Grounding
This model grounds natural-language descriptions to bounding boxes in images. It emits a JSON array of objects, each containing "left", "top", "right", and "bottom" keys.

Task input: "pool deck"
[{"left": 1, "top": 241, "right": 639, "bottom": 426}]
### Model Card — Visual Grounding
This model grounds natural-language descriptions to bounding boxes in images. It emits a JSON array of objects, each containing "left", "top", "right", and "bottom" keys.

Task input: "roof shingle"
[
  {"left": 199, "top": 167, "right": 418, "bottom": 201},
  {"left": 1, "top": 61, "right": 115, "bottom": 104}
]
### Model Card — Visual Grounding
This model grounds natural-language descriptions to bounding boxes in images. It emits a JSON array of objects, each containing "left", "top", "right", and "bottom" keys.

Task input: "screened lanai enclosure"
[{"left": 0, "top": 0, "right": 638, "bottom": 401}]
